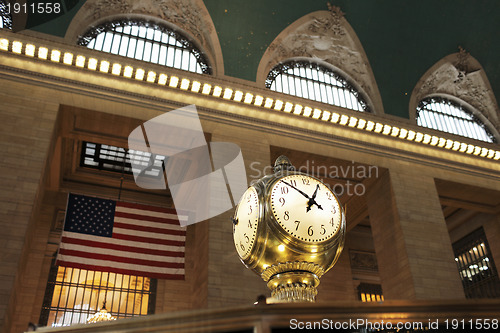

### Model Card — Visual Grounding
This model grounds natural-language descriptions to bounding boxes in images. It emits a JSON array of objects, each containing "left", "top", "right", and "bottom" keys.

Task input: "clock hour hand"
[
  {"left": 311, "top": 184, "right": 319, "bottom": 200},
  {"left": 281, "top": 180, "right": 310, "bottom": 199}
]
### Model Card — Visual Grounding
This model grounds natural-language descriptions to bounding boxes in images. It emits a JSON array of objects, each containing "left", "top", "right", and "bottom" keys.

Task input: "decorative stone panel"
[{"left": 411, "top": 49, "right": 500, "bottom": 133}]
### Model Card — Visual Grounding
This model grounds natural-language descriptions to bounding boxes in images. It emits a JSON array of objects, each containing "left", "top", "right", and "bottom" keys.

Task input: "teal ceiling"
[{"left": 15, "top": 0, "right": 500, "bottom": 119}]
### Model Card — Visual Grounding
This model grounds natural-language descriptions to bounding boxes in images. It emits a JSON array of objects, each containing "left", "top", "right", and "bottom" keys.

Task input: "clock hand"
[
  {"left": 281, "top": 180, "right": 311, "bottom": 199},
  {"left": 311, "top": 184, "right": 319, "bottom": 200},
  {"left": 281, "top": 180, "right": 323, "bottom": 212},
  {"left": 306, "top": 184, "right": 322, "bottom": 212},
  {"left": 312, "top": 200, "right": 323, "bottom": 210}
]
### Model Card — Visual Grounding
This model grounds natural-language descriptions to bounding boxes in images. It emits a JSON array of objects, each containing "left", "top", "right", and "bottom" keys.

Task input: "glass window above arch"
[
  {"left": 78, "top": 19, "right": 211, "bottom": 74},
  {"left": 0, "top": 1, "right": 12, "bottom": 30},
  {"left": 266, "top": 61, "right": 370, "bottom": 112},
  {"left": 416, "top": 97, "right": 496, "bottom": 143}
]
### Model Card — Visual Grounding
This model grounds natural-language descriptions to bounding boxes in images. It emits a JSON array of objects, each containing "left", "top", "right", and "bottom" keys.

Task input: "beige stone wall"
[
  {"left": 367, "top": 170, "right": 465, "bottom": 300},
  {"left": 0, "top": 77, "right": 60, "bottom": 333}
]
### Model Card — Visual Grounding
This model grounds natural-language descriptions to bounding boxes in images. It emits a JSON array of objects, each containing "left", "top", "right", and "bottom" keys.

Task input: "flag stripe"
[
  {"left": 114, "top": 216, "right": 185, "bottom": 231},
  {"left": 112, "top": 232, "right": 185, "bottom": 246},
  {"left": 58, "top": 249, "right": 184, "bottom": 268},
  {"left": 113, "top": 221, "right": 186, "bottom": 236},
  {"left": 114, "top": 211, "right": 181, "bottom": 225},
  {"left": 56, "top": 260, "right": 185, "bottom": 280},
  {"left": 61, "top": 231, "right": 185, "bottom": 253},
  {"left": 60, "top": 236, "right": 185, "bottom": 259},
  {"left": 115, "top": 205, "right": 186, "bottom": 222},
  {"left": 112, "top": 227, "right": 185, "bottom": 241},
  {"left": 117, "top": 201, "right": 176, "bottom": 214}
]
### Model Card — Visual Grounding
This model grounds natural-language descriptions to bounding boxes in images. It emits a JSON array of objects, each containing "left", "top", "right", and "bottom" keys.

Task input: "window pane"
[
  {"left": 150, "top": 43, "right": 160, "bottom": 64},
  {"left": 127, "top": 38, "right": 137, "bottom": 58},
  {"left": 110, "top": 33, "right": 121, "bottom": 54},
  {"left": 118, "top": 35, "right": 129, "bottom": 57},
  {"left": 135, "top": 40, "right": 145, "bottom": 60},
  {"left": 143, "top": 41, "right": 152, "bottom": 62},
  {"left": 94, "top": 33, "right": 105, "bottom": 51},
  {"left": 102, "top": 32, "right": 114, "bottom": 53}
]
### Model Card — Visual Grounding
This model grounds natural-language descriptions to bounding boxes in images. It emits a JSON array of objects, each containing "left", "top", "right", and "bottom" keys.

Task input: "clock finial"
[{"left": 273, "top": 155, "right": 295, "bottom": 172}]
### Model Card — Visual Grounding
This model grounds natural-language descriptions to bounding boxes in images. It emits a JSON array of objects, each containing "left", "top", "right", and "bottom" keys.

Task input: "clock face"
[
  {"left": 270, "top": 174, "right": 342, "bottom": 243},
  {"left": 233, "top": 186, "right": 260, "bottom": 259}
]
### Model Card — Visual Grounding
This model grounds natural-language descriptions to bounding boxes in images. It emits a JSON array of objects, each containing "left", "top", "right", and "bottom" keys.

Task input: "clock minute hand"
[{"left": 281, "top": 180, "right": 310, "bottom": 199}]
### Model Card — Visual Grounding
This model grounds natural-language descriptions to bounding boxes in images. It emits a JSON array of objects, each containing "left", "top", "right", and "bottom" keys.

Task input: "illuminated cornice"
[{"left": 0, "top": 35, "right": 499, "bottom": 161}]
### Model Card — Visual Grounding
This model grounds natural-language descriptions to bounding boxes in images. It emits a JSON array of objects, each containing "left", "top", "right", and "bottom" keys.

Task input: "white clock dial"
[
  {"left": 270, "top": 175, "right": 341, "bottom": 243},
  {"left": 233, "top": 187, "right": 260, "bottom": 259}
]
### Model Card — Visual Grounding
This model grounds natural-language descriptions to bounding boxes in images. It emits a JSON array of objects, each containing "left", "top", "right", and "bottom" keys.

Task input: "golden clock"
[{"left": 232, "top": 155, "right": 346, "bottom": 302}]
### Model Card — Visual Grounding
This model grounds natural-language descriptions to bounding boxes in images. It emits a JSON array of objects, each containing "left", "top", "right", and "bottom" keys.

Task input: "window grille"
[
  {"left": 266, "top": 61, "right": 370, "bottom": 112},
  {"left": 80, "top": 141, "right": 166, "bottom": 179},
  {"left": 0, "top": 0, "right": 12, "bottom": 30},
  {"left": 39, "top": 264, "right": 156, "bottom": 327},
  {"left": 78, "top": 19, "right": 211, "bottom": 74},
  {"left": 453, "top": 227, "right": 500, "bottom": 298},
  {"left": 416, "top": 97, "right": 496, "bottom": 143},
  {"left": 357, "top": 283, "right": 384, "bottom": 302}
]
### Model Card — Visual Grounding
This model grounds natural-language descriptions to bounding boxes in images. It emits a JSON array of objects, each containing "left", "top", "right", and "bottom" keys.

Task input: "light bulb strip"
[{"left": 2, "top": 36, "right": 499, "bottom": 161}]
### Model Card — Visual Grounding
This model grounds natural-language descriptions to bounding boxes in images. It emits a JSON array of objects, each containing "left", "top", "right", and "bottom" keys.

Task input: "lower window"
[
  {"left": 453, "top": 227, "right": 500, "bottom": 298},
  {"left": 39, "top": 264, "right": 156, "bottom": 327}
]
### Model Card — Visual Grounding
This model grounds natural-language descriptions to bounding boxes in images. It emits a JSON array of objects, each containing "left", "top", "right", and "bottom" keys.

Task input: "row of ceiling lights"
[{"left": 1, "top": 37, "right": 499, "bottom": 161}]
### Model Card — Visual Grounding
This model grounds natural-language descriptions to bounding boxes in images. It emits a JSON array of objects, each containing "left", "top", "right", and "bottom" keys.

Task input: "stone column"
[
  {"left": 0, "top": 82, "right": 59, "bottom": 333},
  {"left": 366, "top": 170, "right": 464, "bottom": 300}
]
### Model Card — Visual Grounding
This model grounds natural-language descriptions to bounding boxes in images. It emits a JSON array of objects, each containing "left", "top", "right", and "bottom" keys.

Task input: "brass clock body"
[{"left": 232, "top": 156, "right": 346, "bottom": 302}]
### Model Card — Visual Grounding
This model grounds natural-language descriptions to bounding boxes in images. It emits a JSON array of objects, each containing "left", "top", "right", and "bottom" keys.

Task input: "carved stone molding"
[
  {"left": 258, "top": 8, "right": 383, "bottom": 114},
  {"left": 413, "top": 52, "right": 500, "bottom": 130},
  {"left": 85, "top": 0, "right": 211, "bottom": 45}
]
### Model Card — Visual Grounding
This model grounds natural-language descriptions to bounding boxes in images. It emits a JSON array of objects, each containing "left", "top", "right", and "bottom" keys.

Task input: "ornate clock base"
[{"left": 267, "top": 271, "right": 320, "bottom": 303}]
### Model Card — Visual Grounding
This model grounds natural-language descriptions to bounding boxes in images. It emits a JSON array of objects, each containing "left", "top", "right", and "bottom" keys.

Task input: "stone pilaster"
[{"left": 366, "top": 170, "right": 464, "bottom": 300}]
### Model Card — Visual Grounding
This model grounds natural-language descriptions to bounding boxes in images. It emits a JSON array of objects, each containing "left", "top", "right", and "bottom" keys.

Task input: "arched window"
[
  {"left": 0, "top": 0, "right": 12, "bottom": 30},
  {"left": 416, "top": 97, "right": 496, "bottom": 143},
  {"left": 266, "top": 61, "right": 370, "bottom": 112},
  {"left": 78, "top": 19, "right": 211, "bottom": 74}
]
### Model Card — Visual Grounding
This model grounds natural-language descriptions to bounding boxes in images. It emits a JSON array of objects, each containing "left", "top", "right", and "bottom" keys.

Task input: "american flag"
[{"left": 56, "top": 194, "right": 187, "bottom": 279}]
